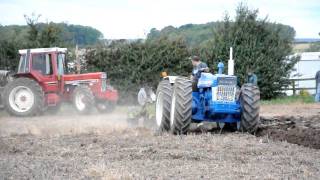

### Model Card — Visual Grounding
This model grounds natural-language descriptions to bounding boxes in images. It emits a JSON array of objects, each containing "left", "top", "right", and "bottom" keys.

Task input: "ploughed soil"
[
  {"left": 257, "top": 115, "right": 320, "bottom": 149},
  {"left": 258, "top": 104, "right": 320, "bottom": 149},
  {"left": 0, "top": 103, "right": 319, "bottom": 179}
]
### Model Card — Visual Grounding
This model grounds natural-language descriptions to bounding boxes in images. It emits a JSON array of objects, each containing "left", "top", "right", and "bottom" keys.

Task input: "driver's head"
[
  {"left": 247, "top": 68, "right": 254, "bottom": 76},
  {"left": 191, "top": 56, "right": 200, "bottom": 66}
]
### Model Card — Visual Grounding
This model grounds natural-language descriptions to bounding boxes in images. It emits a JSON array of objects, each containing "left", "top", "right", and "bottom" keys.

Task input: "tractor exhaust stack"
[{"left": 228, "top": 47, "right": 234, "bottom": 76}]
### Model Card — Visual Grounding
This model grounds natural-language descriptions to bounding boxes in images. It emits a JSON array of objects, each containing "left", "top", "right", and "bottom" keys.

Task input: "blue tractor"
[{"left": 155, "top": 52, "right": 260, "bottom": 134}]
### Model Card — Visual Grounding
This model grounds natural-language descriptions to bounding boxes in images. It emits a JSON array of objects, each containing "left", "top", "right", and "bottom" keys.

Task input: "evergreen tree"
[{"left": 203, "top": 4, "right": 299, "bottom": 99}]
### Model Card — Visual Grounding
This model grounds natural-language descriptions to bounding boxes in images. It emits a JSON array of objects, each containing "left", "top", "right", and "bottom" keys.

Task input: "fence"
[{"left": 285, "top": 78, "right": 316, "bottom": 95}]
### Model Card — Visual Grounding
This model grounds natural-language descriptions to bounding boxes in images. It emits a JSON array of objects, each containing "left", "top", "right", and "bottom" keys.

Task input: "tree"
[
  {"left": 204, "top": 3, "right": 299, "bottom": 99},
  {"left": 0, "top": 40, "right": 19, "bottom": 70},
  {"left": 38, "top": 22, "right": 62, "bottom": 47},
  {"left": 24, "top": 13, "right": 63, "bottom": 48},
  {"left": 24, "top": 13, "right": 41, "bottom": 47},
  {"left": 0, "top": 13, "right": 103, "bottom": 70}
]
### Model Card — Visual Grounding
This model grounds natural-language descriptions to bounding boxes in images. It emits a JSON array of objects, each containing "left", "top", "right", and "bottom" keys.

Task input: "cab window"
[
  {"left": 18, "top": 55, "right": 28, "bottom": 73},
  {"left": 32, "top": 54, "right": 53, "bottom": 75},
  {"left": 57, "top": 53, "right": 66, "bottom": 75}
]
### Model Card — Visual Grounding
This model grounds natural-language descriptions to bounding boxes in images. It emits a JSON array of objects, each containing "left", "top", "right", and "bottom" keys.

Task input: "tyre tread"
[{"left": 240, "top": 83, "right": 260, "bottom": 133}]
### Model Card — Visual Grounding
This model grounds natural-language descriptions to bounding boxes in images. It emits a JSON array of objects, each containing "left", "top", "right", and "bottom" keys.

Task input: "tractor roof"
[{"left": 19, "top": 47, "right": 67, "bottom": 54}]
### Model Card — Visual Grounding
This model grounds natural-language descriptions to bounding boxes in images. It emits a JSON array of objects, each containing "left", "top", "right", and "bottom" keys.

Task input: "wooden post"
[
  {"left": 75, "top": 45, "right": 80, "bottom": 74},
  {"left": 292, "top": 80, "right": 296, "bottom": 96}
]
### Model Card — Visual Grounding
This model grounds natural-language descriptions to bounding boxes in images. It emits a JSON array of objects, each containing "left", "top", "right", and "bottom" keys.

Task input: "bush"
[
  {"left": 85, "top": 38, "right": 191, "bottom": 103},
  {"left": 299, "top": 90, "right": 310, "bottom": 97}
]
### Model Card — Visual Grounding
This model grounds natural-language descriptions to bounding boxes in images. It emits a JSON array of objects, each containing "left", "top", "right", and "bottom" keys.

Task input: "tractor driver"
[
  {"left": 247, "top": 69, "right": 258, "bottom": 86},
  {"left": 191, "top": 56, "right": 209, "bottom": 91}
]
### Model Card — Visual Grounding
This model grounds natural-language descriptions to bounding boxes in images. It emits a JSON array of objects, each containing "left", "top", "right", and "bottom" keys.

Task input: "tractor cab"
[
  {"left": 17, "top": 48, "right": 67, "bottom": 75},
  {"left": 16, "top": 48, "right": 70, "bottom": 94}
]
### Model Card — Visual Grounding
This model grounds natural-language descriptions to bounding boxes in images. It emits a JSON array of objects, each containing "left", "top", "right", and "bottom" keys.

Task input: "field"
[
  {"left": 0, "top": 103, "right": 320, "bottom": 179},
  {"left": 292, "top": 43, "right": 311, "bottom": 52}
]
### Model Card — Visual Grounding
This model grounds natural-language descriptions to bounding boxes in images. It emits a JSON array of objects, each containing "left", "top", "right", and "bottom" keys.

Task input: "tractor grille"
[{"left": 214, "top": 85, "right": 236, "bottom": 102}]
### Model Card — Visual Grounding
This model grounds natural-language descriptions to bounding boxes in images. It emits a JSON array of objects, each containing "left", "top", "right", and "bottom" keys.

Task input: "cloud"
[{"left": 0, "top": 0, "right": 319, "bottom": 39}]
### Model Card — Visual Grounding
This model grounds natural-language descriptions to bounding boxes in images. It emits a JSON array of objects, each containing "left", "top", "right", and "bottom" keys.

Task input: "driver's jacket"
[{"left": 192, "top": 62, "right": 208, "bottom": 79}]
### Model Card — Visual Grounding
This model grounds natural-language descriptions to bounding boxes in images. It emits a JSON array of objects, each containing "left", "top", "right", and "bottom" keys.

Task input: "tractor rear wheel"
[
  {"left": 73, "top": 85, "right": 94, "bottom": 114},
  {"left": 170, "top": 77, "right": 192, "bottom": 134},
  {"left": 240, "top": 83, "right": 260, "bottom": 133},
  {"left": 4, "top": 77, "right": 44, "bottom": 116},
  {"left": 155, "top": 80, "right": 172, "bottom": 132}
]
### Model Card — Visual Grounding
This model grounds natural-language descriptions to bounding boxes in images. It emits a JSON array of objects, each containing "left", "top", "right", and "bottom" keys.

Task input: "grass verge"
[{"left": 262, "top": 95, "right": 315, "bottom": 105}]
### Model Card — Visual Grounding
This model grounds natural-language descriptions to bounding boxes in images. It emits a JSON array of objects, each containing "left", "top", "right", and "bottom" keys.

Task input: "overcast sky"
[{"left": 0, "top": 0, "right": 319, "bottom": 39}]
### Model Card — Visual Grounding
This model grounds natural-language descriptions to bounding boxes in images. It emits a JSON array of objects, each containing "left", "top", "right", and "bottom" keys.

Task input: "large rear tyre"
[
  {"left": 170, "top": 77, "right": 192, "bottom": 134},
  {"left": 73, "top": 85, "right": 94, "bottom": 114},
  {"left": 3, "top": 78, "right": 44, "bottom": 116},
  {"left": 155, "top": 80, "right": 172, "bottom": 132},
  {"left": 240, "top": 83, "right": 260, "bottom": 133}
]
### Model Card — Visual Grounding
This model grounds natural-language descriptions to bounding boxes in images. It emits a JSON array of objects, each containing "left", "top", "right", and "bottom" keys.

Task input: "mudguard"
[
  {"left": 0, "top": 70, "right": 12, "bottom": 87},
  {"left": 198, "top": 73, "right": 215, "bottom": 88},
  {"left": 0, "top": 70, "right": 13, "bottom": 108}
]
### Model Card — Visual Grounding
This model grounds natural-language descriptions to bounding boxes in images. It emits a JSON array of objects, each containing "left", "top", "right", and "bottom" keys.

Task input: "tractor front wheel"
[
  {"left": 4, "top": 77, "right": 44, "bottom": 116},
  {"left": 73, "top": 85, "right": 94, "bottom": 114},
  {"left": 170, "top": 77, "right": 192, "bottom": 134},
  {"left": 240, "top": 83, "right": 260, "bottom": 133}
]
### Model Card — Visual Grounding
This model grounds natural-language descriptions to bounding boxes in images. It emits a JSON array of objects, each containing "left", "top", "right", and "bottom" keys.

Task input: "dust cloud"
[{"left": 0, "top": 104, "right": 130, "bottom": 137}]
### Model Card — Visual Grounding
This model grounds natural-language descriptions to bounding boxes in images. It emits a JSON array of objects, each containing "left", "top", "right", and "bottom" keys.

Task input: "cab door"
[
  {"left": 56, "top": 53, "right": 67, "bottom": 93},
  {"left": 30, "top": 53, "right": 59, "bottom": 93}
]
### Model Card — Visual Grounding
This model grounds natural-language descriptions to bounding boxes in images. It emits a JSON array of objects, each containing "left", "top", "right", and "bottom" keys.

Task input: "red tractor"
[{"left": 0, "top": 47, "right": 118, "bottom": 116}]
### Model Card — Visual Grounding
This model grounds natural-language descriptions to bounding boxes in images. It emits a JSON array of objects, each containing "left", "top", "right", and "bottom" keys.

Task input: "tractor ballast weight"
[{"left": 155, "top": 49, "right": 260, "bottom": 134}]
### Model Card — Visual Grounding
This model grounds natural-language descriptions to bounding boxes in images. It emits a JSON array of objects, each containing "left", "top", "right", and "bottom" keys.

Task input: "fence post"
[
  {"left": 285, "top": 78, "right": 315, "bottom": 95},
  {"left": 76, "top": 44, "right": 80, "bottom": 74},
  {"left": 292, "top": 80, "right": 296, "bottom": 96}
]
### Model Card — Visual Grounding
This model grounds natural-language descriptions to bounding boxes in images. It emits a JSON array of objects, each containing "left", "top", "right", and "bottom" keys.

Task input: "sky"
[{"left": 0, "top": 0, "right": 319, "bottom": 39}]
